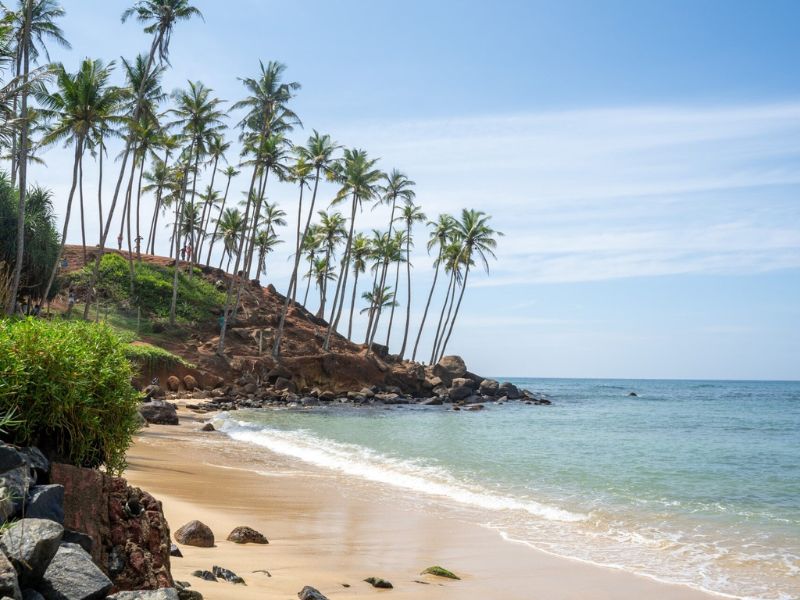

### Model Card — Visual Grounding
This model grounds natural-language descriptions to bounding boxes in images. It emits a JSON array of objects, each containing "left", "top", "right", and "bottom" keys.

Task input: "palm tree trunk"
[
  {"left": 430, "top": 270, "right": 456, "bottom": 364},
  {"left": 124, "top": 156, "right": 137, "bottom": 296},
  {"left": 146, "top": 185, "right": 162, "bottom": 255},
  {"left": 398, "top": 229, "right": 413, "bottom": 358},
  {"left": 205, "top": 172, "right": 232, "bottom": 266},
  {"left": 7, "top": 0, "right": 31, "bottom": 315},
  {"left": 364, "top": 266, "right": 380, "bottom": 344},
  {"left": 134, "top": 153, "right": 145, "bottom": 261},
  {"left": 385, "top": 259, "right": 401, "bottom": 347},
  {"left": 97, "top": 138, "right": 104, "bottom": 228},
  {"left": 364, "top": 197, "right": 398, "bottom": 351},
  {"left": 225, "top": 251, "right": 232, "bottom": 272},
  {"left": 273, "top": 167, "right": 321, "bottom": 358},
  {"left": 169, "top": 140, "right": 195, "bottom": 325},
  {"left": 78, "top": 147, "right": 86, "bottom": 263},
  {"left": 437, "top": 265, "right": 470, "bottom": 362},
  {"left": 411, "top": 248, "right": 443, "bottom": 362},
  {"left": 323, "top": 192, "right": 357, "bottom": 349},
  {"left": 347, "top": 268, "right": 359, "bottom": 340},
  {"left": 286, "top": 179, "right": 305, "bottom": 301},
  {"left": 186, "top": 150, "right": 202, "bottom": 279},
  {"left": 82, "top": 30, "right": 162, "bottom": 319},
  {"left": 42, "top": 138, "right": 83, "bottom": 304},
  {"left": 197, "top": 156, "right": 220, "bottom": 259},
  {"left": 302, "top": 260, "right": 313, "bottom": 307}
]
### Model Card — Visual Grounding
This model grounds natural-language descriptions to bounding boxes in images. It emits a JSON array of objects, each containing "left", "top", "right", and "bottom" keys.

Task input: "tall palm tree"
[
  {"left": 254, "top": 228, "right": 281, "bottom": 279},
  {"left": 195, "top": 133, "right": 229, "bottom": 257},
  {"left": 436, "top": 209, "right": 502, "bottom": 362},
  {"left": 323, "top": 148, "right": 382, "bottom": 350},
  {"left": 382, "top": 230, "right": 406, "bottom": 349},
  {"left": 430, "top": 240, "right": 468, "bottom": 363},
  {"left": 212, "top": 207, "right": 244, "bottom": 271},
  {"left": 299, "top": 224, "right": 321, "bottom": 307},
  {"left": 36, "top": 58, "right": 117, "bottom": 303},
  {"left": 309, "top": 255, "right": 336, "bottom": 317},
  {"left": 347, "top": 232, "right": 370, "bottom": 339},
  {"left": 397, "top": 200, "right": 426, "bottom": 358},
  {"left": 314, "top": 210, "right": 346, "bottom": 318},
  {"left": 360, "top": 285, "right": 397, "bottom": 337},
  {"left": 273, "top": 130, "right": 339, "bottom": 358},
  {"left": 412, "top": 213, "right": 455, "bottom": 362},
  {"left": 142, "top": 157, "right": 169, "bottom": 253},
  {"left": 286, "top": 153, "right": 311, "bottom": 291},
  {"left": 204, "top": 164, "right": 238, "bottom": 266},
  {"left": 218, "top": 60, "right": 299, "bottom": 354},
  {"left": 167, "top": 79, "right": 224, "bottom": 322},
  {"left": 84, "top": 0, "right": 202, "bottom": 319}
]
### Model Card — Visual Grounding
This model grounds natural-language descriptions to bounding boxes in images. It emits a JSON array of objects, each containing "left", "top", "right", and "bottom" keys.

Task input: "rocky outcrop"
[
  {"left": 138, "top": 402, "right": 178, "bottom": 426},
  {"left": 173, "top": 522, "right": 213, "bottom": 548},
  {"left": 432, "top": 355, "right": 467, "bottom": 386},
  {"left": 226, "top": 527, "right": 267, "bottom": 545},
  {"left": 0, "top": 519, "right": 63, "bottom": 587},
  {"left": 39, "top": 542, "right": 113, "bottom": 600},
  {"left": 297, "top": 587, "right": 328, "bottom": 600},
  {"left": 0, "top": 549, "right": 21, "bottom": 600},
  {"left": 50, "top": 463, "right": 173, "bottom": 592}
]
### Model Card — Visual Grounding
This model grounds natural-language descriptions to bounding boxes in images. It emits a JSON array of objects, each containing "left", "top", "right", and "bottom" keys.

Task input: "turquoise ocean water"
[{"left": 214, "top": 378, "right": 800, "bottom": 599}]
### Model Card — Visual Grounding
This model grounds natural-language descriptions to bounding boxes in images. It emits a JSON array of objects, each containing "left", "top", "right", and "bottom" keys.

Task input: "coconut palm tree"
[
  {"left": 196, "top": 133, "right": 229, "bottom": 258},
  {"left": 396, "top": 201, "right": 426, "bottom": 358},
  {"left": 212, "top": 207, "right": 244, "bottom": 271},
  {"left": 299, "top": 224, "right": 321, "bottom": 307},
  {"left": 382, "top": 230, "right": 407, "bottom": 349},
  {"left": 314, "top": 210, "right": 346, "bottom": 318},
  {"left": 436, "top": 209, "right": 502, "bottom": 362},
  {"left": 84, "top": 0, "right": 202, "bottom": 319},
  {"left": 412, "top": 213, "right": 456, "bottom": 362},
  {"left": 254, "top": 228, "right": 281, "bottom": 279},
  {"left": 36, "top": 58, "right": 118, "bottom": 303},
  {"left": 204, "top": 164, "right": 238, "bottom": 266},
  {"left": 218, "top": 60, "right": 299, "bottom": 354},
  {"left": 347, "top": 232, "right": 370, "bottom": 339},
  {"left": 360, "top": 285, "right": 397, "bottom": 336},
  {"left": 430, "top": 240, "right": 468, "bottom": 364},
  {"left": 273, "top": 130, "right": 340, "bottom": 358},
  {"left": 322, "top": 148, "right": 383, "bottom": 350},
  {"left": 309, "top": 255, "right": 336, "bottom": 317},
  {"left": 142, "top": 157, "right": 169, "bottom": 253}
]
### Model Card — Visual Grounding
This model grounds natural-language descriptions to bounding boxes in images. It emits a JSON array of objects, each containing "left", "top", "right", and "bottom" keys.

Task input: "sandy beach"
[{"left": 123, "top": 405, "right": 717, "bottom": 600}]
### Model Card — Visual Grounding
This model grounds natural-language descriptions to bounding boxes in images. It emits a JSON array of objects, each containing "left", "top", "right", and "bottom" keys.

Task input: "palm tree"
[
  {"left": 273, "top": 130, "right": 339, "bottom": 358},
  {"left": 347, "top": 232, "right": 370, "bottom": 339},
  {"left": 382, "top": 230, "right": 407, "bottom": 349},
  {"left": 299, "top": 224, "right": 321, "bottom": 307},
  {"left": 254, "top": 228, "right": 281, "bottom": 279},
  {"left": 167, "top": 80, "right": 225, "bottom": 322},
  {"left": 412, "top": 213, "right": 455, "bottom": 362},
  {"left": 286, "top": 153, "right": 311, "bottom": 289},
  {"left": 212, "top": 207, "right": 244, "bottom": 271},
  {"left": 218, "top": 60, "right": 299, "bottom": 354},
  {"left": 196, "top": 133, "right": 229, "bottom": 258},
  {"left": 84, "top": 0, "right": 202, "bottom": 319},
  {"left": 309, "top": 255, "right": 336, "bottom": 317},
  {"left": 314, "top": 210, "right": 346, "bottom": 318},
  {"left": 430, "top": 240, "right": 468, "bottom": 363},
  {"left": 436, "top": 209, "right": 502, "bottom": 362},
  {"left": 396, "top": 201, "right": 426, "bottom": 358},
  {"left": 323, "top": 148, "right": 383, "bottom": 350},
  {"left": 142, "top": 157, "right": 169, "bottom": 253},
  {"left": 360, "top": 285, "right": 397, "bottom": 337},
  {"left": 204, "top": 164, "right": 238, "bottom": 266},
  {"left": 36, "top": 58, "right": 117, "bottom": 304}
]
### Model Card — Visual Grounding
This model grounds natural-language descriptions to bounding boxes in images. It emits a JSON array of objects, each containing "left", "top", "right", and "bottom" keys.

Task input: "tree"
[
  {"left": 411, "top": 213, "right": 455, "bottom": 362},
  {"left": 253, "top": 228, "right": 281, "bottom": 279},
  {"left": 347, "top": 232, "right": 369, "bottom": 339},
  {"left": 436, "top": 209, "right": 502, "bottom": 361},
  {"left": 83, "top": 0, "right": 202, "bottom": 320},
  {"left": 396, "top": 200, "right": 426, "bottom": 358},
  {"left": 360, "top": 285, "right": 397, "bottom": 334},
  {"left": 212, "top": 207, "right": 244, "bottom": 271},
  {"left": 204, "top": 164, "right": 238, "bottom": 265},
  {"left": 381, "top": 230, "right": 406, "bottom": 349},
  {"left": 196, "top": 133, "right": 229, "bottom": 259},
  {"left": 273, "top": 130, "right": 339, "bottom": 358},
  {"left": 313, "top": 210, "right": 346, "bottom": 318}
]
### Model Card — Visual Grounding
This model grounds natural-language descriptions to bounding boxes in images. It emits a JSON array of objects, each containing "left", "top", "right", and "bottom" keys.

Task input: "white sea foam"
[{"left": 216, "top": 418, "right": 586, "bottom": 523}]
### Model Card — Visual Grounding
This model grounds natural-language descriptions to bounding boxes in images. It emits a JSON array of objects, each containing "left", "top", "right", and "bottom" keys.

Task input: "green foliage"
[
  {"left": 421, "top": 566, "right": 460, "bottom": 580},
  {"left": 125, "top": 342, "right": 192, "bottom": 370},
  {"left": 71, "top": 253, "right": 224, "bottom": 323},
  {"left": 0, "top": 318, "right": 141, "bottom": 473}
]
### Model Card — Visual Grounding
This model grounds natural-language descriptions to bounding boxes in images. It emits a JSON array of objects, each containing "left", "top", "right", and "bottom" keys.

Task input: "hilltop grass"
[
  {"left": 0, "top": 318, "right": 141, "bottom": 473},
  {"left": 125, "top": 342, "right": 193, "bottom": 370},
  {"left": 70, "top": 253, "right": 225, "bottom": 324}
]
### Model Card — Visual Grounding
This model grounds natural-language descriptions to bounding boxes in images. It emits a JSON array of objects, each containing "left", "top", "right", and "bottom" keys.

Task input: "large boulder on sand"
[
  {"left": 139, "top": 402, "right": 178, "bottom": 426},
  {"left": 227, "top": 526, "right": 268, "bottom": 545},
  {"left": 432, "top": 356, "right": 467, "bottom": 386},
  {"left": 165, "top": 376, "right": 181, "bottom": 392},
  {"left": 298, "top": 587, "right": 328, "bottom": 600},
  {"left": 174, "top": 521, "right": 214, "bottom": 548},
  {"left": 182, "top": 375, "right": 198, "bottom": 391}
]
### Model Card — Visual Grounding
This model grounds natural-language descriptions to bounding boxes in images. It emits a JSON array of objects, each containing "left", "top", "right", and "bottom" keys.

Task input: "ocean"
[{"left": 213, "top": 378, "right": 800, "bottom": 600}]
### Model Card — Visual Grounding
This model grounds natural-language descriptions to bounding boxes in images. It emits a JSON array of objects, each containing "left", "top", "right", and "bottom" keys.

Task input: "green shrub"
[
  {"left": 0, "top": 318, "right": 141, "bottom": 473},
  {"left": 70, "top": 253, "right": 224, "bottom": 323},
  {"left": 125, "top": 342, "right": 193, "bottom": 370}
]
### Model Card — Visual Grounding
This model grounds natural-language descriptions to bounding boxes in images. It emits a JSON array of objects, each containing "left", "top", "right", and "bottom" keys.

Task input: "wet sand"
[{"left": 124, "top": 405, "right": 716, "bottom": 600}]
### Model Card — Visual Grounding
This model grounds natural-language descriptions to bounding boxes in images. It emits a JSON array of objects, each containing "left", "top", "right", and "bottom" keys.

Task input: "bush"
[
  {"left": 70, "top": 253, "right": 224, "bottom": 323},
  {"left": 0, "top": 318, "right": 141, "bottom": 473},
  {"left": 125, "top": 342, "right": 193, "bottom": 370}
]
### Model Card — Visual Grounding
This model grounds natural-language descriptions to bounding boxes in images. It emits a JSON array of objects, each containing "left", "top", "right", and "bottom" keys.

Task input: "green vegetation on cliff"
[{"left": 0, "top": 318, "right": 141, "bottom": 473}]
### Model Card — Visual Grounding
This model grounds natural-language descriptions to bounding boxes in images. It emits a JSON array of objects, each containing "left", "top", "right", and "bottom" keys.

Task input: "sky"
[{"left": 24, "top": 0, "right": 800, "bottom": 380}]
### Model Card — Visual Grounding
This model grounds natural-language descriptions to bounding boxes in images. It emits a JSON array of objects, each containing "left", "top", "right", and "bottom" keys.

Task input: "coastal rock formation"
[
  {"left": 432, "top": 355, "right": 467, "bottom": 386},
  {"left": 25, "top": 485, "right": 65, "bottom": 524},
  {"left": 364, "top": 577, "right": 393, "bottom": 589},
  {"left": 297, "top": 586, "right": 328, "bottom": 600},
  {"left": 0, "top": 519, "right": 63, "bottom": 587},
  {"left": 0, "top": 549, "right": 21, "bottom": 600},
  {"left": 226, "top": 527, "right": 268, "bottom": 545},
  {"left": 211, "top": 566, "right": 244, "bottom": 584},
  {"left": 39, "top": 542, "right": 113, "bottom": 600},
  {"left": 165, "top": 377, "right": 181, "bottom": 392},
  {"left": 107, "top": 590, "right": 180, "bottom": 599},
  {"left": 139, "top": 402, "right": 179, "bottom": 426},
  {"left": 174, "top": 521, "right": 214, "bottom": 548},
  {"left": 50, "top": 463, "right": 173, "bottom": 591}
]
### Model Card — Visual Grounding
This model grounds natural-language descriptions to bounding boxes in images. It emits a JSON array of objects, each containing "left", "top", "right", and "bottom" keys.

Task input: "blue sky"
[{"left": 30, "top": 0, "right": 800, "bottom": 380}]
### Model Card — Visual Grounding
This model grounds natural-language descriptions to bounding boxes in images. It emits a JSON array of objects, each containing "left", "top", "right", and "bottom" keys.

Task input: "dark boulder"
[
  {"left": 479, "top": 379, "right": 499, "bottom": 396},
  {"left": 499, "top": 382, "right": 521, "bottom": 400},
  {"left": 174, "top": 521, "right": 214, "bottom": 548},
  {"left": 211, "top": 566, "right": 244, "bottom": 584},
  {"left": 39, "top": 542, "right": 112, "bottom": 600},
  {"left": 0, "top": 518, "right": 63, "bottom": 587},
  {"left": 25, "top": 485, "right": 64, "bottom": 524},
  {"left": 139, "top": 402, "right": 178, "bottom": 426},
  {"left": 106, "top": 591, "right": 180, "bottom": 600},
  {"left": 297, "top": 587, "right": 328, "bottom": 600},
  {"left": 226, "top": 526, "right": 268, "bottom": 545},
  {"left": 0, "top": 549, "right": 21, "bottom": 600},
  {"left": 364, "top": 577, "right": 393, "bottom": 589}
]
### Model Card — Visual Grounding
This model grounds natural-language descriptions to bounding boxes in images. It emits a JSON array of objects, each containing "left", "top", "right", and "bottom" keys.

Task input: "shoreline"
[{"left": 123, "top": 404, "right": 718, "bottom": 600}]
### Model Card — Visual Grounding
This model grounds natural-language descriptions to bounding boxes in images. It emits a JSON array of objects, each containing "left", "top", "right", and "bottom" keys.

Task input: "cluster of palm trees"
[{"left": 0, "top": 0, "right": 502, "bottom": 365}]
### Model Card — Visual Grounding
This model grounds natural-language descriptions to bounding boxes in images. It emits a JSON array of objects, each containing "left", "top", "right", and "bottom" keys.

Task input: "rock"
[
  {"left": 363, "top": 577, "right": 393, "bottom": 589},
  {"left": 359, "top": 388, "right": 375, "bottom": 398},
  {"left": 142, "top": 385, "right": 163, "bottom": 400},
  {"left": 274, "top": 377, "right": 295, "bottom": 392},
  {"left": 420, "top": 398, "right": 442, "bottom": 406},
  {"left": 182, "top": 375, "right": 198, "bottom": 391},
  {"left": 432, "top": 384, "right": 449, "bottom": 398},
  {"left": 0, "top": 518, "right": 63, "bottom": 586},
  {"left": 174, "top": 521, "right": 214, "bottom": 548},
  {"left": 25, "top": 485, "right": 64, "bottom": 524},
  {"left": 297, "top": 587, "right": 328, "bottom": 600},
  {"left": 299, "top": 397, "right": 319, "bottom": 407},
  {"left": 242, "top": 383, "right": 257, "bottom": 394},
  {"left": 18, "top": 448, "right": 49, "bottom": 479},
  {"left": 139, "top": 402, "right": 178, "bottom": 426},
  {"left": 165, "top": 376, "right": 181, "bottom": 392},
  {"left": 465, "top": 403, "right": 484, "bottom": 411},
  {"left": 0, "top": 550, "right": 21, "bottom": 600},
  {"left": 479, "top": 379, "right": 499, "bottom": 396},
  {"left": 50, "top": 463, "right": 173, "bottom": 591},
  {"left": 0, "top": 464, "right": 34, "bottom": 523},
  {"left": 39, "top": 542, "right": 112, "bottom": 600},
  {"left": 106, "top": 591, "right": 180, "bottom": 600},
  {"left": 169, "top": 544, "right": 182, "bottom": 558},
  {"left": 628, "top": 392, "right": 638, "bottom": 397},
  {"left": 190, "top": 571, "right": 216, "bottom": 582},
  {"left": 61, "top": 531, "right": 92, "bottom": 555},
  {"left": 448, "top": 381, "right": 474, "bottom": 401},
  {"left": 318, "top": 390, "right": 335, "bottom": 402},
  {"left": 426, "top": 376, "right": 443, "bottom": 388},
  {"left": 200, "top": 423, "right": 214, "bottom": 432},
  {"left": 498, "top": 382, "right": 521, "bottom": 400},
  {"left": 421, "top": 566, "right": 460, "bottom": 580},
  {"left": 211, "top": 566, "right": 244, "bottom": 584},
  {"left": 226, "top": 526, "right": 268, "bottom": 545},
  {"left": 432, "top": 355, "right": 467, "bottom": 386},
  {"left": 22, "top": 590, "right": 44, "bottom": 600}
]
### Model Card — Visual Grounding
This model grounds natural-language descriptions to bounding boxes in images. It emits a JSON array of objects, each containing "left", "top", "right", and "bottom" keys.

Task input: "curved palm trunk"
[
  {"left": 83, "top": 31, "right": 162, "bottom": 319},
  {"left": 97, "top": 139, "right": 104, "bottom": 228},
  {"left": 437, "top": 265, "right": 470, "bottom": 362},
  {"left": 235, "top": 168, "right": 269, "bottom": 316},
  {"left": 168, "top": 140, "right": 195, "bottom": 325},
  {"left": 196, "top": 156, "right": 220, "bottom": 259},
  {"left": 146, "top": 185, "right": 162, "bottom": 255},
  {"left": 205, "top": 172, "right": 232, "bottom": 266},
  {"left": 78, "top": 148, "right": 86, "bottom": 263},
  {"left": 124, "top": 156, "right": 137, "bottom": 296},
  {"left": 411, "top": 248, "right": 443, "bottom": 362},
  {"left": 398, "top": 229, "right": 413, "bottom": 358},
  {"left": 364, "top": 266, "right": 380, "bottom": 344},
  {"left": 430, "top": 270, "right": 456, "bottom": 364},
  {"left": 302, "top": 259, "right": 313, "bottom": 307},
  {"left": 323, "top": 192, "right": 358, "bottom": 349},
  {"left": 42, "top": 139, "right": 83, "bottom": 303},
  {"left": 384, "top": 259, "right": 401, "bottom": 347},
  {"left": 273, "top": 167, "right": 321, "bottom": 358},
  {"left": 433, "top": 271, "right": 460, "bottom": 362},
  {"left": 347, "top": 268, "right": 360, "bottom": 340},
  {"left": 134, "top": 153, "right": 146, "bottom": 261},
  {"left": 225, "top": 251, "right": 232, "bottom": 272},
  {"left": 186, "top": 151, "right": 202, "bottom": 279},
  {"left": 286, "top": 180, "right": 305, "bottom": 301}
]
